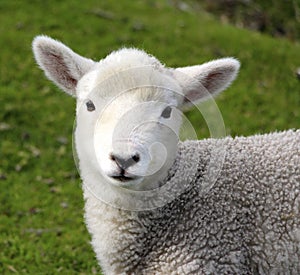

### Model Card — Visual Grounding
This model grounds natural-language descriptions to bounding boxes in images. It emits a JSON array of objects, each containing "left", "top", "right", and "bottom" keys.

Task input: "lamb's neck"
[{"left": 83, "top": 186, "right": 149, "bottom": 273}]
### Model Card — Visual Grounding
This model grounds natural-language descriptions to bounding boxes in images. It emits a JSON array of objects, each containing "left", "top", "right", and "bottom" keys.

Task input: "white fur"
[
  {"left": 31, "top": 36, "right": 300, "bottom": 273},
  {"left": 33, "top": 35, "right": 239, "bottom": 193}
]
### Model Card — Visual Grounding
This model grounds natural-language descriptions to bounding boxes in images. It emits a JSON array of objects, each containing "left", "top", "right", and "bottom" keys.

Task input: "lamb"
[{"left": 32, "top": 35, "right": 300, "bottom": 274}]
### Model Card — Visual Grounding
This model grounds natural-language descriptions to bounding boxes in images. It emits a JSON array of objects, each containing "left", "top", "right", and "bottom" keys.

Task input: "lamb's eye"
[
  {"left": 161, "top": 106, "right": 172, "bottom": 119},
  {"left": 86, "top": 100, "right": 95, "bottom": 112}
]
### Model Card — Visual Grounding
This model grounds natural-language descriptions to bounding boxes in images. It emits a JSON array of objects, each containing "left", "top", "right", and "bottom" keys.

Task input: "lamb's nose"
[{"left": 110, "top": 153, "right": 140, "bottom": 170}]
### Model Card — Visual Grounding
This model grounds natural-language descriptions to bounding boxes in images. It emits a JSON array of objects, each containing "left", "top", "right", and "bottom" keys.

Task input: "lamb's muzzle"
[
  {"left": 110, "top": 152, "right": 140, "bottom": 169},
  {"left": 109, "top": 152, "right": 141, "bottom": 182}
]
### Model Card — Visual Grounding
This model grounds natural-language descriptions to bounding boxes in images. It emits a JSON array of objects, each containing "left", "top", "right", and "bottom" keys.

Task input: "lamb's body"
[
  {"left": 84, "top": 130, "right": 300, "bottom": 274},
  {"left": 32, "top": 36, "right": 300, "bottom": 274}
]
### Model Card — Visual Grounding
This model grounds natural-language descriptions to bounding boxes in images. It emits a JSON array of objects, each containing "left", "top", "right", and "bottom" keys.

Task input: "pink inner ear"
[
  {"left": 43, "top": 49, "right": 77, "bottom": 90},
  {"left": 202, "top": 72, "right": 223, "bottom": 91},
  {"left": 183, "top": 71, "right": 226, "bottom": 105}
]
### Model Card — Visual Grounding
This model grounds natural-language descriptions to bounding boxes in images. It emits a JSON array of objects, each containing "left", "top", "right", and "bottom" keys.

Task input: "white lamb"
[{"left": 33, "top": 35, "right": 300, "bottom": 274}]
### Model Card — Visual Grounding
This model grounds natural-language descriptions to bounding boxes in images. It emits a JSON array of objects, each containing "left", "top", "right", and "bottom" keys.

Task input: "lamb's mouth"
[{"left": 110, "top": 175, "right": 140, "bottom": 182}]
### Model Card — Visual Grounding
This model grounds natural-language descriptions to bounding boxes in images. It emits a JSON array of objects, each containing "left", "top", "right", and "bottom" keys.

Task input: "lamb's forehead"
[
  {"left": 94, "top": 48, "right": 168, "bottom": 85},
  {"left": 77, "top": 48, "right": 180, "bottom": 102}
]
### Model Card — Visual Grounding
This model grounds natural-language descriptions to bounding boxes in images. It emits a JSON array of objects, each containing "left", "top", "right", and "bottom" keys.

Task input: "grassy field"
[{"left": 1, "top": 0, "right": 300, "bottom": 274}]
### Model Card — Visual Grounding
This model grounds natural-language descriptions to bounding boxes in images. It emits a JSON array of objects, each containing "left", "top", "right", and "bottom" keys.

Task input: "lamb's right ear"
[
  {"left": 174, "top": 58, "right": 240, "bottom": 110},
  {"left": 32, "top": 35, "right": 95, "bottom": 96}
]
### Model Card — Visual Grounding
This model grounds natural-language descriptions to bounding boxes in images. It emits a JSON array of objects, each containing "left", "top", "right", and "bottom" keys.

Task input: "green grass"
[{"left": 0, "top": 0, "right": 300, "bottom": 273}]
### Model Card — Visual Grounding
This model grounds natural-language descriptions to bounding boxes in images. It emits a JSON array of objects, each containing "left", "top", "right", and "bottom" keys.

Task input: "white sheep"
[{"left": 33, "top": 35, "right": 300, "bottom": 274}]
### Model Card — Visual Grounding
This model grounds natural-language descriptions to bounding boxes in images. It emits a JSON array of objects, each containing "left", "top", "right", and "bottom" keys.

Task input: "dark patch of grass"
[{"left": 198, "top": 0, "right": 300, "bottom": 42}]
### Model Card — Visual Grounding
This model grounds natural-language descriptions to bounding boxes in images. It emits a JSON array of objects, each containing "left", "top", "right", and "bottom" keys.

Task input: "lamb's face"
[
  {"left": 75, "top": 67, "right": 183, "bottom": 190},
  {"left": 32, "top": 35, "right": 240, "bottom": 194}
]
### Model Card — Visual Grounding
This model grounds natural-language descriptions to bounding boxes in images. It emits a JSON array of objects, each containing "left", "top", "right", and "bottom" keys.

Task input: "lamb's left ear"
[
  {"left": 32, "top": 35, "right": 95, "bottom": 96},
  {"left": 174, "top": 58, "right": 240, "bottom": 109}
]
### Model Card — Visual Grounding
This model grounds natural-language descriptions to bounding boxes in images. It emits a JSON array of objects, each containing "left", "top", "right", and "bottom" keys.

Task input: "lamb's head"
[{"left": 32, "top": 36, "right": 240, "bottom": 192}]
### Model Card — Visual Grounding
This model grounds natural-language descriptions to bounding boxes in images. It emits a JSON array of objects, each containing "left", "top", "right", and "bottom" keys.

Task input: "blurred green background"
[{"left": 1, "top": 0, "right": 299, "bottom": 273}]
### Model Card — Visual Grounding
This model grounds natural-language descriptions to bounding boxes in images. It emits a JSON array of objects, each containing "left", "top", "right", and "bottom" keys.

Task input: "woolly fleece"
[{"left": 84, "top": 130, "right": 300, "bottom": 274}]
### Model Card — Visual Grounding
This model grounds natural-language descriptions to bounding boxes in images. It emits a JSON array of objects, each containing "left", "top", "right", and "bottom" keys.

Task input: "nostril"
[
  {"left": 109, "top": 152, "right": 140, "bottom": 169},
  {"left": 110, "top": 153, "right": 116, "bottom": 161},
  {"left": 132, "top": 153, "right": 140, "bottom": 163}
]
